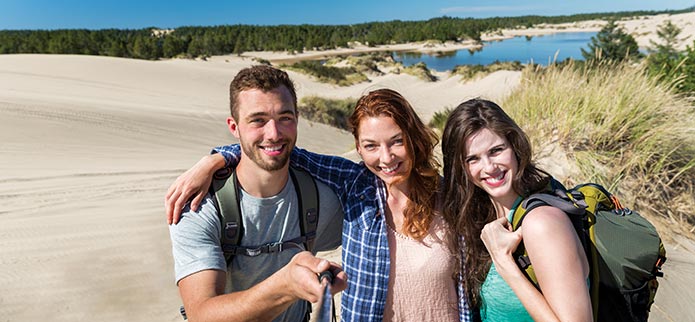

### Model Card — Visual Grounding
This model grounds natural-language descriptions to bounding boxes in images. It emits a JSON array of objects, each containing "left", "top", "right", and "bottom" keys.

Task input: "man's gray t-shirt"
[{"left": 169, "top": 178, "right": 343, "bottom": 322}]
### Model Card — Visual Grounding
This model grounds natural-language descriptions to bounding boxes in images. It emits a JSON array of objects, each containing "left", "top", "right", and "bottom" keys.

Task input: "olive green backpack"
[
  {"left": 510, "top": 179, "right": 666, "bottom": 322},
  {"left": 179, "top": 166, "right": 320, "bottom": 321},
  {"left": 210, "top": 166, "right": 319, "bottom": 265}
]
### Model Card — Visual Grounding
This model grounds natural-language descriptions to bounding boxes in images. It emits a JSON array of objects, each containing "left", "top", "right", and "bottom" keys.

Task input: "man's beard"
[{"left": 240, "top": 139, "right": 293, "bottom": 171}]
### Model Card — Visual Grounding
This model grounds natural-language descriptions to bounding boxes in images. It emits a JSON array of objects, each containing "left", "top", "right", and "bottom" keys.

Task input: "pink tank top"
[{"left": 383, "top": 215, "right": 459, "bottom": 321}]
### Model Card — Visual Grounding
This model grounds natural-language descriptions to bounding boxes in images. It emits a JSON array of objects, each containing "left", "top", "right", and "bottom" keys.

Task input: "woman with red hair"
[{"left": 166, "top": 88, "right": 471, "bottom": 321}]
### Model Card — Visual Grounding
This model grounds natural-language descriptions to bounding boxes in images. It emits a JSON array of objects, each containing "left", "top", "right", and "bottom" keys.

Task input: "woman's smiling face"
[
  {"left": 356, "top": 115, "right": 412, "bottom": 187},
  {"left": 464, "top": 127, "right": 519, "bottom": 204}
]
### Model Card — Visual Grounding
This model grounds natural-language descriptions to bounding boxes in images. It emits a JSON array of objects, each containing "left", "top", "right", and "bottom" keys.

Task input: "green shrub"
[
  {"left": 402, "top": 62, "right": 437, "bottom": 82},
  {"left": 452, "top": 60, "right": 524, "bottom": 81},
  {"left": 298, "top": 96, "right": 357, "bottom": 130},
  {"left": 284, "top": 60, "right": 368, "bottom": 86},
  {"left": 645, "top": 20, "right": 695, "bottom": 95},
  {"left": 581, "top": 20, "right": 642, "bottom": 63},
  {"left": 253, "top": 57, "right": 271, "bottom": 65},
  {"left": 428, "top": 107, "right": 453, "bottom": 132}
]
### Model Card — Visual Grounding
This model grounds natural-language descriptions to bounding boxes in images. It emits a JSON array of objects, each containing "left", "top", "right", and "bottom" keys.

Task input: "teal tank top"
[
  {"left": 480, "top": 263, "right": 534, "bottom": 321},
  {"left": 480, "top": 196, "right": 533, "bottom": 321},
  {"left": 479, "top": 196, "right": 590, "bottom": 321}
]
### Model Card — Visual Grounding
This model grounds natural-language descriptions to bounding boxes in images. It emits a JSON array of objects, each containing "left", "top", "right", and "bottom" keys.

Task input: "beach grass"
[
  {"left": 428, "top": 107, "right": 454, "bottom": 131},
  {"left": 298, "top": 96, "right": 357, "bottom": 130},
  {"left": 283, "top": 61, "right": 368, "bottom": 86},
  {"left": 402, "top": 62, "right": 437, "bottom": 82},
  {"left": 452, "top": 60, "right": 524, "bottom": 81},
  {"left": 505, "top": 61, "right": 695, "bottom": 235},
  {"left": 324, "top": 53, "right": 395, "bottom": 76}
]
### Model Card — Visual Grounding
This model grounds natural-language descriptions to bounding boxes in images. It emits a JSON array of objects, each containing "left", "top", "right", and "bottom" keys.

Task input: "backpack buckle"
[
  {"left": 306, "top": 208, "right": 318, "bottom": 224},
  {"left": 225, "top": 222, "right": 239, "bottom": 239},
  {"left": 245, "top": 246, "right": 263, "bottom": 257},
  {"left": 516, "top": 255, "right": 532, "bottom": 269}
]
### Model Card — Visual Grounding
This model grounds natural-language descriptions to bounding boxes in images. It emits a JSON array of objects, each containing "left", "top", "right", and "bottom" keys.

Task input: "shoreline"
[
  {"left": 236, "top": 12, "right": 694, "bottom": 65},
  {"left": 241, "top": 40, "right": 482, "bottom": 65}
]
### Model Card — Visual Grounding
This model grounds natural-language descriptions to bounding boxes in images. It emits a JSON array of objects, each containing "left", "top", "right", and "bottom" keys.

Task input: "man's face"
[{"left": 227, "top": 86, "right": 297, "bottom": 172}]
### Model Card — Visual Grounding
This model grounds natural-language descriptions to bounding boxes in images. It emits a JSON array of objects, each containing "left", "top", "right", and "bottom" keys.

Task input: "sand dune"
[
  {"left": 487, "top": 12, "right": 695, "bottom": 51},
  {"left": 1, "top": 36, "right": 694, "bottom": 322},
  {"left": 2, "top": 53, "right": 496, "bottom": 321},
  {"left": 0, "top": 54, "right": 357, "bottom": 322}
]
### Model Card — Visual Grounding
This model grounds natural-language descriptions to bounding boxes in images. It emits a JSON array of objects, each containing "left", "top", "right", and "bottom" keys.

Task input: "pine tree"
[
  {"left": 681, "top": 43, "right": 695, "bottom": 93},
  {"left": 647, "top": 20, "right": 684, "bottom": 78},
  {"left": 132, "top": 35, "right": 159, "bottom": 60},
  {"left": 106, "top": 39, "right": 127, "bottom": 57},
  {"left": 162, "top": 35, "right": 185, "bottom": 58},
  {"left": 645, "top": 20, "right": 694, "bottom": 94},
  {"left": 581, "top": 20, "right": 641, "bottom": 63},
  {"left": 649, "top": 20, "right": 682, "bottom": 59},
  {"left": 186, "top": 37, "right": 208, "bottom": 58}
]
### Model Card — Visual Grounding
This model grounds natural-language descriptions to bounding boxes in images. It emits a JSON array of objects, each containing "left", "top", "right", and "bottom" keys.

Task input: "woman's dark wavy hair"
[
  {"left": 441, "top": 98, "right": 550, "bottom": 308},
  {"left": 349, "top": 88, "right": 441, "bottom": 240}
]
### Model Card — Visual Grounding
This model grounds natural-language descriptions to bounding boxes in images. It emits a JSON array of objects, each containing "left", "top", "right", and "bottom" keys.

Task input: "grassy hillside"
[{"left": 504, "top": 62, "right": 695, "bottom": 238}]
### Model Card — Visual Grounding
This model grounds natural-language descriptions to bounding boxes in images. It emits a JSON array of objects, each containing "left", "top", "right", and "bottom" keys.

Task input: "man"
[{"left": 168, "top": 65, "right": 346, "bottom": 322}]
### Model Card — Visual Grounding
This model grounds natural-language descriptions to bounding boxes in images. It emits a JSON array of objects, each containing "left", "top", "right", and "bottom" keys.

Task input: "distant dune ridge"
[
  {"left": 1, "top": 12, "right": 694, "bottom": 322},
  {"left": 246, "top": 12, "right": 695, "bottom": 63}
]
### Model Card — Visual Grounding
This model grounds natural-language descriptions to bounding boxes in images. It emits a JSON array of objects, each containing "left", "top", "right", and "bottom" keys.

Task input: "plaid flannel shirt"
[{"left": 213, "top": 145, "right": 471, "bottom": 322}]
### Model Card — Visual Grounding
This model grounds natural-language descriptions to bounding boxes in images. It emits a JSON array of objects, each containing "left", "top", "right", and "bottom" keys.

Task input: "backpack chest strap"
[
  {"left": 222, "top": 234, "right": 314, "bottom": 257},
  {"left": 212, "top": 167, "right": 319, "bottom": 263}
]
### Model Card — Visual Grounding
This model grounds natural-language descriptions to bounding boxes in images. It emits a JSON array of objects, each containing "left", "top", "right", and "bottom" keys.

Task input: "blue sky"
[{"left": 1, "top": 0, "right": 693, "bottom": 30}]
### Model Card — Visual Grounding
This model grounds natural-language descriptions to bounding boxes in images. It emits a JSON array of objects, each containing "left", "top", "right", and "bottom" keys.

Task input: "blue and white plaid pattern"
[{"left": 214, "top": 145, "right": 471, "bottom": 321}]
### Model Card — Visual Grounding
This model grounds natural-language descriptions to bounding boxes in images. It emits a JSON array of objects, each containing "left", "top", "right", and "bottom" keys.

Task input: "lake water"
[{"left": 395, "top": 32, "right": 596, "bottom": 71}]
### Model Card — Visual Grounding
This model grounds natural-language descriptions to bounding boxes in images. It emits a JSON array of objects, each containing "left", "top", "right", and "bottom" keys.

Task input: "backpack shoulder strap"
[
  {"left": 288, "top": 167, "right": 319, "bottom": 322},
  {"left": 210, "top": 167, "right": 320, "bottom": 265},
  {"left": 511, "top": 179, "right": 586, "bottom": 231},
  {"left": 199, "top": 168, "right": 317, "bottom": 320},
  {"left": 289, "top": 167, "right": 319, "bottom": 253},
  {"left": 509, "top": 179, "right": 587, "bottom": 288},
  {"left": 210, "top": 168, "right": 243, "bottom": 266}
]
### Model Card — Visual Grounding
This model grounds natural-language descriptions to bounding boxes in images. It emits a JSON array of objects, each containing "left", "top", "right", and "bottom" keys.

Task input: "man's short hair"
[{"left": 229, "top": 65, "right": 298, "bottom": 119}]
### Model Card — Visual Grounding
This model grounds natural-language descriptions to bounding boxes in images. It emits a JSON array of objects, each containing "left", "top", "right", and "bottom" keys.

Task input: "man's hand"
[
  {"left": 326, "top": 261, "right": 348, "bottom": 296},
  {"left": 177, "top": 251, "right": 348, "bottom": 322},
  {"left": 165, "top": 154, "right": 225, "bottom": 224},
  {"left": 280, "top": 252, "right": 348, "bottom": 303}
]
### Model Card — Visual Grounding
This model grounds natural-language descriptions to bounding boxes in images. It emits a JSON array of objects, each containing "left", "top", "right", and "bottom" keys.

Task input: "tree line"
[
  {"left": 0, "top": 9, "right": 691, "bottom": 59},
  {"left": 579, "top": 17, "right": 695, "bottom": 94}
]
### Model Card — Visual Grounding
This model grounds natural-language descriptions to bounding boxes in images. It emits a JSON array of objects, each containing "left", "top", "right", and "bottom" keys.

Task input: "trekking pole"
[{"left": 315, "top": 271, "right": 335, "bottom": 322}]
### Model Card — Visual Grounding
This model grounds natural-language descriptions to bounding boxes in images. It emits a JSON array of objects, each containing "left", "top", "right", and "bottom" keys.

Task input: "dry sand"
[
  {"left": 0, "top": 53, "right": 515, "bottom": 322},
  {"left": 1, "top": 12, "right": 694, "bottom": 321}
]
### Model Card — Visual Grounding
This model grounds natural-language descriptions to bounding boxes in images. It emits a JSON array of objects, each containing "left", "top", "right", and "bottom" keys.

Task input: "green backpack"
[
  {"left": 510, "top": 179, "right": 666, "bottom": 322},
  {"left": 179, "top": 167, "right": 320, "bottom": 321},
  {"left": 210, "top": 166, "right": 320, "bottom": 265}
]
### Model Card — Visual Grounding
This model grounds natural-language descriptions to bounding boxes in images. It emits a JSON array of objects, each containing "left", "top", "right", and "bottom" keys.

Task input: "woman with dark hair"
[
  {"left": 167, "top": 89, "right": 468, "bottom": 321},
  {"left": 441, "top": 98, "right": 591, "bottom": 321}
]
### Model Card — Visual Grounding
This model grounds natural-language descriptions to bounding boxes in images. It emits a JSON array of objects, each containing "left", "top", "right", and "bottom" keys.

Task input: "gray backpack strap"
[
  {"left": 289, "top": 167, "right": 319, "bottom": 253},
  {"left": 523, "top": 193, "right": 587, "bottom": 216},
  {"left": 210, "top": 167, "right": 319, "bottom": 264},
  {"left": 210, "top": 168, "right": 243, "bottom": 266},
  {"left": 202, "top": 167, "right": 318, "bottom": 321},
  {"left": 516, "top": 189, "right": 587, "bottom": 229}
]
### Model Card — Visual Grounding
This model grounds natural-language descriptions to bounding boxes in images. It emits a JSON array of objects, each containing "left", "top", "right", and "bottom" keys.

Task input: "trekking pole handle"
[{"left": 318, "top": 270, "right": 333, "bottom": 284}]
